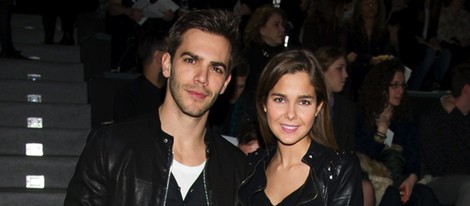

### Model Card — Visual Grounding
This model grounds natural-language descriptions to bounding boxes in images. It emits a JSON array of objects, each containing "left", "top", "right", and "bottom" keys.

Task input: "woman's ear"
[{"left": 316, "top": 102, "right": 324, "bottom": 117}]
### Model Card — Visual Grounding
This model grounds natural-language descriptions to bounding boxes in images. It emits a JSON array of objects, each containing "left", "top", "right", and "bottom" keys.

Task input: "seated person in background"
[
  {"left": 403, "top": 0, "right": 451, "bottom": 91},
  {"left": 209, "top": 57, "right": 256, "bottom": 137},
  {"left": 355, "top": 58, "right": 440, "bottom": 205},
  {"left": 315, "top": 46, "right": 375, "bottom": 206},
  {"left": 242, "top": 4, "right": 287, "bottom": 93},
  {"left": 346, "top": 0, "right": 396, "bottom": 100},
  {"left": 107, "top": 0, "right": 176, "bottom": 71},
  {"left": 301, "top": 0, "right": 348, "bottom": 53},
  {"left": 314, "top": 46, "right": 355, "bottom": 150},
  {"left": 436, "top": 0, "right": 470, "bottom": 74},
  {"left": 113, "top": 31, "right": 167, "bottom": 122},
  {"left": 418, "top": 63, "right": 470, "bottom": 206}
]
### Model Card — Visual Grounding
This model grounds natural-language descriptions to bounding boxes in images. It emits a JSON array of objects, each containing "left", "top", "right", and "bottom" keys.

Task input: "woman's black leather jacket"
[{"left": 236, "top": 141, "right": 363, "bottom": 206}]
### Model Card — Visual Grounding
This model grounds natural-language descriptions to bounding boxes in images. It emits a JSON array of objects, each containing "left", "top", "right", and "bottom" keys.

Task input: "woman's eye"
[
  {"left": 300, "top": 100, "right": 311, "bottom": 105},
  {"left": 273, "top": 98, "right": 284, "bottom": 103}
]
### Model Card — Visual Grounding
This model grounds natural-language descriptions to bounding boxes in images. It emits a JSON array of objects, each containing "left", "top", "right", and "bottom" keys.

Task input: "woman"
[
  {"left": 315, "top": 46, "right": 375, "bottom": 206},
  {"left": 242, "top": 4, "right": 287, "bottom": 93},
  {"left": 237, "top": 49, "right": 363, "bottom": 205},
  {"left": 301, "top": 0, "right": 349, "bottom": 52},
  {"left": 314, "top": 46, "right": 354, "bottom": 150},
  {"left": 356, "top": 58, "right": 440, "bottom": 205},
  {"left": 346, "top": 0, "right": 395, "bottom": 100}
]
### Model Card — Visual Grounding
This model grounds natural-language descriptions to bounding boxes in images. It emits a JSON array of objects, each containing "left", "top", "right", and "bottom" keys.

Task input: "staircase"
[{"left": 0, "top": 13, "right": 90, "bottom": 205}]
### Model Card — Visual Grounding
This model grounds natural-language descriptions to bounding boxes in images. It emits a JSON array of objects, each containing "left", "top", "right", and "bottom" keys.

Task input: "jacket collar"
[
  {"left": 150, "top": 113, "right": 216, "bottom": 159},
  {"left": 240, "top": 141, "right": 331, "bottom": 205}
]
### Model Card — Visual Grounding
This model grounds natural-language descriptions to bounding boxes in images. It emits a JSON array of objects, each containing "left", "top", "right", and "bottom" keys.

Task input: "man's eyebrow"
[
  {"left": 181, "top": 51, "right": 228, "bottom": 72},
  {"left": 210, "top": 61, "right": 227, "bottom": 72},
  {"left": 181, "top": 51, "right": 200, "bottom": 60}
]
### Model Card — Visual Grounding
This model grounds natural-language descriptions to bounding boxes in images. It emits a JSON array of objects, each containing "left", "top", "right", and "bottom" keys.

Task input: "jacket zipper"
[
  {"left": 237, "top": 157, "right": 266, "bottom": 206},
  {"left": 162, "top": 143, "right": 173, "bottom": 206}
]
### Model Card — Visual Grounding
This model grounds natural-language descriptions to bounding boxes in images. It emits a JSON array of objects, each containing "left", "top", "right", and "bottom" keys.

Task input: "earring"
[{"left": 263, "top": 107, "right": 267, "bottom": 112}]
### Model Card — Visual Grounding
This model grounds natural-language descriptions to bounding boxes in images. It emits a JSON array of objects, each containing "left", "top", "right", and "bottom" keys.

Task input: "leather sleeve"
[
  {"left": 328, "top": 152, "right": 364, "bottom": 206},
  {"left": 64, "top": 128, "right": 109, "bottom": 206}
]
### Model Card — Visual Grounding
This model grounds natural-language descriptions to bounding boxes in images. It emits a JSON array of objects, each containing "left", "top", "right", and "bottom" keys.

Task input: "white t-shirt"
[{"left": 171, "top": 159, "right": 206, "bottom": 199}]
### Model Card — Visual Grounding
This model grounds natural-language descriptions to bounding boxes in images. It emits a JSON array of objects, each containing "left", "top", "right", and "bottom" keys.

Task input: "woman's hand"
[
  {"left": 376, "top": 106, "right": 393, "bottom": 134},
  {"left": 399, "top": 173, "right": 418, "bottom": 203}
]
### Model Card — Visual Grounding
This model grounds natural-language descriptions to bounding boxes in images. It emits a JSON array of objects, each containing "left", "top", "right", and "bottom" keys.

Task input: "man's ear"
[
  {"left": 161, "top": 52, "right": 172, "bottom": 78},
  {"left": 219, "top": 74, "right": 232, "bottom": 95}
]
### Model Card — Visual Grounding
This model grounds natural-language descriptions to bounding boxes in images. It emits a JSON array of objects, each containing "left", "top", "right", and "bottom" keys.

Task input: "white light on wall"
[
  {"left": 26, "top": 143, "right": 44, "bottom": 156},
  {"left": 273, "top": 0, "right": 281, "bottom": 7},
  {"left": 26, "top": 175, "right": 45, "bottom": 189}
]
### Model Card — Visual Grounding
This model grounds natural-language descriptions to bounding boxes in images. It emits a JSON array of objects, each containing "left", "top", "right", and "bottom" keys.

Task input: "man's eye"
[
  {"left": 212, "top": 67, "right": 224, "bottom": 74},
  {"left": 184, "top": 58, "right": 195, "bottom": 64}
]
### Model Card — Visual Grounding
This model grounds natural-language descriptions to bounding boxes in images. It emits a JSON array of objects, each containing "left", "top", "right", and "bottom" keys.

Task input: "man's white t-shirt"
[{"left": 171, "top": 159, "right": 206, "bottom": 199}]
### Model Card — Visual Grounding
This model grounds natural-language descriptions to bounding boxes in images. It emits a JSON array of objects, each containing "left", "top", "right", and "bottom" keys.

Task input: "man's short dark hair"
[
  {"left": 137, "top": 31, "right": 167, "bottom": 67},
  {"left": 167, "top": 9, "right": 240, "bottom": 74}
]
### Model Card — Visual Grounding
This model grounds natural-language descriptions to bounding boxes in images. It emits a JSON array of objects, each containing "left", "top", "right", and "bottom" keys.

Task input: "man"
[
  {"left": 113, "top": 31, "right": 167, "bottom": 122},
  {"left": 107, "top": 0, "right": 175, "bottom": 71},
  {"left": 418, "top": 63, "right": 470, "bottom": 206},
  {"left": 65, "top": 9, "right": 247, "bottom": 205}
]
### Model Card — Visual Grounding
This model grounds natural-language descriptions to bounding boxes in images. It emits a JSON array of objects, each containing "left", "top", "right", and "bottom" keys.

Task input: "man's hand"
[{"left": 129, "top": 8, "right": 144, "bottom": 22}]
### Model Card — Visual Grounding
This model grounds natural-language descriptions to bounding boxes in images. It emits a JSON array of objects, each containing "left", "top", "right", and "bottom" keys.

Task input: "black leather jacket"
[
  {"left": 64, "top": 113, "right": 247, "bottom": 205},
  {"left": 236, "top": 141, "right": 363, "bottom": 206}
]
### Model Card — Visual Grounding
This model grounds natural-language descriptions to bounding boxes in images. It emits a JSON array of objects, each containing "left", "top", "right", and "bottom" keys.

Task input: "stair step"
[
  {"left": 11, "top": 26, "right": 45, "bottom": 45},
  {"left": 0, "top": 59, "right": 84, "bottom": 81},
  {"left": 0, "top": 127, "right": 89, "bottom": 156},
  {"left": 11, "top": 13, "right": 43, "bottom": 30},
  {"left": 0, "top": 188, "right": 66, "bottom": 206},
  {"left": 0, "top": 12, "right": 89, "bottom": 206},
  {"left": 0, "top": 102, "right": 91, "bottom": 129},
  {"left": 14, "top": 42, "right": 81, "bottom": 63},
  {"left": 0, "top": 156, "right": 77, "bottom": 188},
  {"left": 11, "top": 21, "right": 72, "bottom": 45},
  {"left": 0, "top": 80, "right": 87, "bottom": 104}
]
